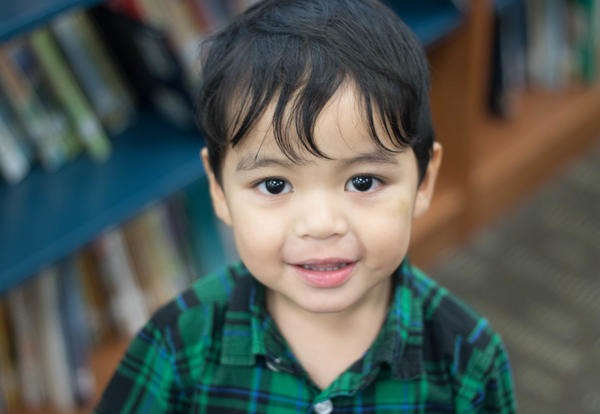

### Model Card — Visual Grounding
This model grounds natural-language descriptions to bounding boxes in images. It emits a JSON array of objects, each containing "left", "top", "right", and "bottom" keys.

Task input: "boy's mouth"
[
  {"left": 292, "top": 259, "right": 357, "bottom": 288},
  {"left": 299, "top": 263, "right": 350, "bottom": 271}
]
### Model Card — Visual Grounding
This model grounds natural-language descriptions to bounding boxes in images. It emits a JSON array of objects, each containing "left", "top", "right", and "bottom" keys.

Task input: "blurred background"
[{"left": 0, "top": 0, "right": 598, "bottom": 413}]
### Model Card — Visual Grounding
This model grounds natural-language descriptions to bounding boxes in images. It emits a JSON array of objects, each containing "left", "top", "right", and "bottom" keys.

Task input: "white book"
[
  {"left": 33, "top": 267, "right": 75, "bottom": 411},
  {"left": 93, "top": 227, "right": 149, "bottom": 336}
]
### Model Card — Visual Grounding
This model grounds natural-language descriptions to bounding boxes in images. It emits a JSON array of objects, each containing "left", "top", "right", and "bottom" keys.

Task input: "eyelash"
[{"left": 253, "top": 175, "right": 386, "bottom": 195}]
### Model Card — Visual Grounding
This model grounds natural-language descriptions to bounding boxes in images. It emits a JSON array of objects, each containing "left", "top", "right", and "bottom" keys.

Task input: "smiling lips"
[{"left": 292, "top": 259, "right": 356, "bottom": 288}]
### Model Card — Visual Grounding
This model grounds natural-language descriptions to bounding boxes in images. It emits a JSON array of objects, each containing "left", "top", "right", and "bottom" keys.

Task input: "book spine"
[
  {"left": 0, "top": 301, "right": 19, "bottom": 412},
  {"left": 0, "top": 94, "right": 30, "bottom": 184},
  {"left": 58, "top": 258, "right": 96, "bottom": 405},
  {"left": 6, "top": 41, "right": 82, "bottom": 164},
  {"left": 93, "top": 228, "right": 149, "bottom": 336},
  {"left": 52, "top": 11, "right": 136, "bottom": 134},
  {"left": 142, "top": 203, "right": 190, "bottom": 303},
  {"left": 0, "top": 48, "right": 65, "bottom": 170},
  {"left": 76, "top": 248, "right": 115, "bottom": 344},
  {"left": 34, "top": 267, "right": 75, "bottom": 411},
  {"left": 29, "top": 28, "right": 112, "bottom": 162},
  {"left": 6, "top": 285, "right": 45, "bottom": 407}
]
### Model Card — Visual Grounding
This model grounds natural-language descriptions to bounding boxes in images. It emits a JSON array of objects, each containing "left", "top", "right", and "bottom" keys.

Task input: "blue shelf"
[
  {"left": 382, "top": 0, "right": 464, "bottom": 47},
  {"left": 0, "top": 110, "right": 206, "bottom": 292},
  {"left": 0, "top": 0, "right": 105, "bottom": 42}
]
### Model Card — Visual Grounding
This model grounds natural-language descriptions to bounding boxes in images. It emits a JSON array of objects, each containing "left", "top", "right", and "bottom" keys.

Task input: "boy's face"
[{"left": 202, "top": 85, "right": 442, "bottom": 315}]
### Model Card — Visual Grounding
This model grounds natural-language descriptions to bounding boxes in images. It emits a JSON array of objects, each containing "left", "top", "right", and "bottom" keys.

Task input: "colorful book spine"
[
  {"left": 52, "top": 10, "right": 136, "bottom": 135},
  {"left": 6, "top": 41, "right": 82, "bottom": 164},
  {"left": 0, "top": 47, "right": 64, "bottom": 171},
  {"left": 0, "top": 93, "right": 30, "bottom": 184},
  {"left": 29, "top": 28, "right": 112, "bottom": 162}
]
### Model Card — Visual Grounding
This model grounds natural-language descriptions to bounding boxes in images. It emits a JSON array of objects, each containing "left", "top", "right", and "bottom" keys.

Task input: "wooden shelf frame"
[{"left": 410, "top": 0, "right": 600, "bottom": 267}]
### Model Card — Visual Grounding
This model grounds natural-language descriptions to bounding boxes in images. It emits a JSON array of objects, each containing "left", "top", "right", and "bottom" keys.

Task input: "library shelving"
[
  {"left": 409, "top": 0, "right": 600, "bottom": 265},
  {"left": 0, "top": 109, "right": 205, "bottom": 292},
  {"left": 2, "top": 0, "right": 600, "bottom": 412}
]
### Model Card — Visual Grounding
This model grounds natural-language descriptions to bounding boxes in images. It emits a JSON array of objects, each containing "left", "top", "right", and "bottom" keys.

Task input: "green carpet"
[{"left": 428, "top": 142, "right": 600, "bottom": 414}]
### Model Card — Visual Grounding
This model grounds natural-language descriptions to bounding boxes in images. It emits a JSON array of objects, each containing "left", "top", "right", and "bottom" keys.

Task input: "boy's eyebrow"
[
  {"left": 235, "top": 149, "right": 400, "bottom": 172},
  {"left": 339, "top": 150, "right": 400, "bottom": 167},
  {"left": 236, "top": 155, "right": 299, "bottom": 172}
]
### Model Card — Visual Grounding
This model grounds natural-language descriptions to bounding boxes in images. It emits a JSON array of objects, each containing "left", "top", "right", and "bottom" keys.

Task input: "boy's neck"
[{"left": 266, "top": 277, "right": 393, "bottom": 390}]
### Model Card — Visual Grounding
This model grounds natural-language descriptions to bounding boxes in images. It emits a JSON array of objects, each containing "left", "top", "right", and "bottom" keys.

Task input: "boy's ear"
[
  {"left": 201, "top": 148, "right": 233, "bottom": 226},
  {"left": 413, "top": 142, "right": 443, "bottom": 218}
]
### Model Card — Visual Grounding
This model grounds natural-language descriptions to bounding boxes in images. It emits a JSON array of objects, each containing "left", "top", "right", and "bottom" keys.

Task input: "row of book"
[
  {"left": 0, "top": 0, "right": 263, "bottom": 187},
  {"left": 491, "top": 0, "right": 600, "bottom": 117},
  {"left": 0, "top": 181, "right": 229, "bottom": 412},
  {"left": 0, "top": 9, "right": 136, "bottom": 186}
]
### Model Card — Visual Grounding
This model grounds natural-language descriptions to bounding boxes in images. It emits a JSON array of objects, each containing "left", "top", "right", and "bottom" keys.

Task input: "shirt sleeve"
[
  {"left": 478, "top": 334, "right": 517, "bottom": 414},
  {"left": 94, "top": 320, "right": 184, "bottom": 414}
]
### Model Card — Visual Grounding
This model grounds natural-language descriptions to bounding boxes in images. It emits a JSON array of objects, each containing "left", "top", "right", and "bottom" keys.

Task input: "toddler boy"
[{"left": 96, "top": 0, "right": 517, "bottom": 412}]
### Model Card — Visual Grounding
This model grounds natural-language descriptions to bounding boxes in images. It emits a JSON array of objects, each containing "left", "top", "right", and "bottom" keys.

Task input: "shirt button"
[
  {"left": 265, "top": 361, "right": 279, "bottom": 372},
  {"left": 313, "top": 400, "right": 333, "bottom": 414}
]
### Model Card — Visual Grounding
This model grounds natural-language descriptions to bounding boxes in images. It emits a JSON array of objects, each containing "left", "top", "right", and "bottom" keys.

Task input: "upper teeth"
[{"left": 302, "top": 264, "right": 347, "bottom": 271}]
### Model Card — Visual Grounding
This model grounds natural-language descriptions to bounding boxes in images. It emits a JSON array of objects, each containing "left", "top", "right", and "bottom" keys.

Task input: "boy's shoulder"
[
  {"left": 149, "top": 261, "right": 250, "bottom": 332},
  {"left": 405, "top": 263, "right": 507, "bottom": 377}
]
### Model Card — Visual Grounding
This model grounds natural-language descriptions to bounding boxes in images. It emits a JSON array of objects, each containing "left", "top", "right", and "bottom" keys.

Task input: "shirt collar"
[{"left": 220, "top": 259, "right": 425, "bottom": 380}]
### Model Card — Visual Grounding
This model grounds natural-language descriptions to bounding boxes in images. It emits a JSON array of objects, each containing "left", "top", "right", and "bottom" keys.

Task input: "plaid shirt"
[{"left": 95, "top": 259, "right": 516, "bottom": 413}]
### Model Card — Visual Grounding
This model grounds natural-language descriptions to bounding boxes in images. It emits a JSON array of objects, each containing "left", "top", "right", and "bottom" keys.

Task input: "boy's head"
[{"left": 197, "top": 0, "right": 442, "bottom": 314}]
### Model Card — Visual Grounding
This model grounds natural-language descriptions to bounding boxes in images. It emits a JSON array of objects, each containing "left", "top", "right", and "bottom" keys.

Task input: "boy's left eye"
[{"left": 345, "top": 175, "right": 382, "bottom": 192}]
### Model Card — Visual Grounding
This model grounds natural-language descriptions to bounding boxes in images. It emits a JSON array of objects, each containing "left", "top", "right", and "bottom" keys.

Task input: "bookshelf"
[
  {"left": 409, "top": 0, "right": 600, "bottom": 265},
  {"left": 0, "top": 109, "right": 205, "bottom": 292},
  {"left": 3, "top": 0, "right": 600, "bottom": 412}
]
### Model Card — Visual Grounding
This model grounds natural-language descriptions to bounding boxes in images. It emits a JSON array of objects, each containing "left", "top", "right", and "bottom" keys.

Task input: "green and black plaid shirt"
[{"left": 95, "top": 259, "right": 516, "bottom": 413}]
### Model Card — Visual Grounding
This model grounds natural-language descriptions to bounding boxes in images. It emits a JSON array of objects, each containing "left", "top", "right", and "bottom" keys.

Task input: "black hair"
[{"left": 196, "top": 0, "right": 435, "bottom": 185}]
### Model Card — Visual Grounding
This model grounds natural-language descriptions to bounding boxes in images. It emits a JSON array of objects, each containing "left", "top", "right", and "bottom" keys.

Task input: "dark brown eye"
[
  {"left": 345, "top": 176, "right": 382, "bottom": 192},
  {"left": 257, "top": 178, "right": 291, "bottom": 195}
]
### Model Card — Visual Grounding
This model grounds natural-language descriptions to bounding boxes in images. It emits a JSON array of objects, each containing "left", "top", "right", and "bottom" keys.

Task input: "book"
[
  {"left": 0, "top": 301, "right": 19, "bottom": 412},
  {"left": 106, "top": 0, "right": 144, "bottom": 20},
  {"left": 29, "top": 27, "right": 112, "bottom": 162},
  {"left": 6, "top": 283, "right": 46, "bottom": 408},
  {"left": 161, "top": 0, "right": 206, "bottom": 79},
  {"left": 526, "top": 0, "right": 570, "bottom": 89},
  {"left": 489, "top": 0, "right": 527, "bottom": 118},
  {"left": 91, "top": 6, "right": 197, "bottom": 130},
  {"left": 58, "top": 257, "right": 96, "bottom": 406},
  {"left": 0, "top": 92, "right": 31, "bottom": 184},
  {"left": 5, "top": 41, "right": 82, "bottom": 165},
  {"left": 76, "top": 248, "right": 115, "bottom": 344},
  {"left": 571, "top": 0, "right": 600, "bottom": 83},
  {"left": 92, "top": 227, "right": 149, "bottom": 337},
  {"left": 33, "top": 267, "right": 75, "bottom": 411},
  {"left": 123, "top": 203, "right": 188, "bottom": 312},
  {"left": 52, "top": 10, "right": 136, "bottom": 135}
]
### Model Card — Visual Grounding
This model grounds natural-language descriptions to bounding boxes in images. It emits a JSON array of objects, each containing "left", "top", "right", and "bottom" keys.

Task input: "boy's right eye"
[{"left": 256, "top": 178, "right": 292, "bottom": 195}]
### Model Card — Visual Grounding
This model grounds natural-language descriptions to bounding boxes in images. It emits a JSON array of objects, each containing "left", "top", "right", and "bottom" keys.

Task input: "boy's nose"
[{"left": 294, "top": 193, "right": 348, "bottom": 239}]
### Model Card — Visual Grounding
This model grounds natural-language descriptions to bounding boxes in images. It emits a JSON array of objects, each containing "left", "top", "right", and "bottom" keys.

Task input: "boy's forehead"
[{"left": 227, "top": 84, "right": 401, "bottom": 162}]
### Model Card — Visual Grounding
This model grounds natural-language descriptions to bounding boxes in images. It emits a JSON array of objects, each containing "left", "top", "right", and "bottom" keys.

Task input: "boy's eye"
[
  {"left": 257, "top": 178, "right": 292, "bottom": 195},
  {"left": 345, "top": 175, "right": 382, "bottom": 192}
]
